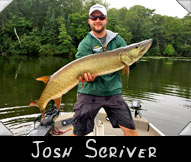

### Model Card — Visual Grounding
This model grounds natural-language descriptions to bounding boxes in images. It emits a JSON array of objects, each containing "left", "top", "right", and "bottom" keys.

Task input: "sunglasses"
[{"left": 89, "top": 15, "right": 106, "bottom": 21}]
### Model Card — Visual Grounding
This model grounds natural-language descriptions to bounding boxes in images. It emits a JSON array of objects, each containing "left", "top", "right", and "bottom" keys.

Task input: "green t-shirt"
[{"left": 98, "top": 34, "right": 107, "bottom": 45}]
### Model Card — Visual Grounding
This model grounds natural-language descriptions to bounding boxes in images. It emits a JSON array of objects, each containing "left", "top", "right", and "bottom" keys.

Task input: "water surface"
[{"left": 0, "top": 56, "right": 190, "bottom": 135}]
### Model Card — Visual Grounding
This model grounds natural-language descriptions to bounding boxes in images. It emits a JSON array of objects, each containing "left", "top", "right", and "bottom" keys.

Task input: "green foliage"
[
  {"left": 124, "top": 5, "right": 155, "bottom": 42},
  {"left": 68, "top": 12, "right": 89, "bottom": 46},
  {"left": 163, "top": 44, "right": 175, "bottom": 56},
  {"left": 57, "top": 18, "right": 76, "bottom": 55},
  {"left": 107, "top": 8, "right": 132, "bottom": 44},
  {"left": 0, "top": 0, "right": 191, "bottom": 57}
]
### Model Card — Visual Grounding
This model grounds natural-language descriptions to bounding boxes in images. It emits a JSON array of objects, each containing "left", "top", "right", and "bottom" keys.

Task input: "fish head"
[{"left": 120, "top": 39, "right": 153, "bottom": 66}]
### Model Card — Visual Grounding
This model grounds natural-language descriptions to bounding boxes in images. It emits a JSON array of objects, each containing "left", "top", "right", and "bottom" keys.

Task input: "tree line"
[{"left": 0, "top": 0, "right": 191, "bottom": 57}]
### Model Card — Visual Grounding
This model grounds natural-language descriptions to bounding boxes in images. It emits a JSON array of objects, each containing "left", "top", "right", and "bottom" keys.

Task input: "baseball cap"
[{"left": 89, "top": 4, "right": 107, "bottom": 16}]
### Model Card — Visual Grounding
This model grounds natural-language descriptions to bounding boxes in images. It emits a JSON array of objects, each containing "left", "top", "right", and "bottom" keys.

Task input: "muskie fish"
[{"left": 29, "top": 39, "right": 152, "bottom": 119}]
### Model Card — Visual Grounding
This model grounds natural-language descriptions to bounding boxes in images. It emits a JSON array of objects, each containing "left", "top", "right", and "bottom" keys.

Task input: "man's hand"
[{"left": 79, "top": 72, "right": 98, "bottom": 88}]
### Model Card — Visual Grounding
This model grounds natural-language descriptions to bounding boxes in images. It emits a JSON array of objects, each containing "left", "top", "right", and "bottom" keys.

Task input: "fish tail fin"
[
  {"left": 29, "top": 100, "right": 39, "bottom": 107},
  {"left": 36, "top": 76, "right": 50, "bottom": 84},
  {"left": 30, "top": 100, "right": 45, "bottom": 120}
]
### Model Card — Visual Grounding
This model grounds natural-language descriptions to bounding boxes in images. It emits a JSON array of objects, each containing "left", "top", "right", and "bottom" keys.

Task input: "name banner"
[{"left": 0, "top": 137, "right": 189, "bottom": 162}]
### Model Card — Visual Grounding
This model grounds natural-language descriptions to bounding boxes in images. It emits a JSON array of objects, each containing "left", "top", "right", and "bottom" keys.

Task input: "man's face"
[{"left": 88, "top": 10, "right": 108, "bottom": 34}]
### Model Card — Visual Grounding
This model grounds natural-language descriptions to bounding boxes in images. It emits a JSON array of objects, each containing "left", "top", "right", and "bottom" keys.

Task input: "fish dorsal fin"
[{"left": 36, "top": 76, "right": 50, "bottom": 84}]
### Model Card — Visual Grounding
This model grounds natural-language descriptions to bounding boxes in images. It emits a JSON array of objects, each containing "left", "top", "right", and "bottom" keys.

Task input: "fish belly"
[{"left": 38, "top": 51, "right": 124, "bottom": 110}]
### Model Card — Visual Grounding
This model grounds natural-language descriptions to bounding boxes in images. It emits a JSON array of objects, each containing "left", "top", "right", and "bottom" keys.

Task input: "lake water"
[{"left": 0, "top": 56, "right": 191, "bottom": 136}]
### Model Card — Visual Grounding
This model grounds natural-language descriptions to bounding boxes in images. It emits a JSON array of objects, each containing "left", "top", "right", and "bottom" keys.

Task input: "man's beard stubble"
[{"left": 90, "top": 23, "right": 106, "bottom": 34}]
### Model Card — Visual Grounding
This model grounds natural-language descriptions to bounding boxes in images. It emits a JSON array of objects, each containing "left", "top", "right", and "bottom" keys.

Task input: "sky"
[
  {"left": 104, "top": 0, "right": 189, "bottom": 18},
  {"left": 0, "top": 0, "right": 189, "bottom": 17}
]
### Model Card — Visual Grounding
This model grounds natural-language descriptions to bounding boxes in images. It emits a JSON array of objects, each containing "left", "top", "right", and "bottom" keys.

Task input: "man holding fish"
[
  {"left": 29, "top": 4, "right": 152, "bottom": 136},
  {"left": 72, "top": 4, "right": 138, "bottom": 136}
]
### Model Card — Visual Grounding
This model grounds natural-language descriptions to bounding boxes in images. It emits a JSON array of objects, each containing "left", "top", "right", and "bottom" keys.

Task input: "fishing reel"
[{"left": 33, "top": 100, "right": 60, "bottom": 128}]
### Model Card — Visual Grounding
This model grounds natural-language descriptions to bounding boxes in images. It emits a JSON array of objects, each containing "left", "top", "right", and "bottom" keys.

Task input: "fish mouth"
[
  {"left": 140, "top": 39, "right": 153, "bottom": 47},
  {"left": 141, "top": 39, "right": 153, "bottom": 48},
  {"left": 139, "top": 39, "right": 153, "bottom": 54}
]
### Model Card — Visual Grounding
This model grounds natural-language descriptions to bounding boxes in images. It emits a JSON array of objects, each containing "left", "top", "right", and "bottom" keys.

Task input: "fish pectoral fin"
[
  {"left": 122, "top": 68, "right": 125, "bottom": 75},
  {"left": 54, "top": 97, "right": 62, "bottom": 111},
  {"left": 29, "top": 100, "right": 38, "bottom": 107},
  {"left": 126, "top": 65, "right": 130, "bottom": 78},
  {"left": 122, "top": 66, "right": 130, "bottom": 78},
  {"left": 36, "top": 76, "right": 50, "bottom": 84}
]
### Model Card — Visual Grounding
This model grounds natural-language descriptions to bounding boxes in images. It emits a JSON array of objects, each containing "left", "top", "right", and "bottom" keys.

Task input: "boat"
[
  {"left": 52, "top": 110, "right": 165, "bottom": 136},
  {"left": 27, "top": 100, "right": 165, "bottom": 136}
]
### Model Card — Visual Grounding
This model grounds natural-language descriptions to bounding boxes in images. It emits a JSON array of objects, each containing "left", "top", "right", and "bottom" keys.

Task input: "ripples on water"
[
  {"left": 122, "top": 58, "right": 191, "bottom": 135},
  {"left": 0, "top": 103, "right": 74, "bottom": 136}
]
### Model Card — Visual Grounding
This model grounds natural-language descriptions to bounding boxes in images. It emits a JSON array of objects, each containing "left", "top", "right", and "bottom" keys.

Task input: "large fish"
[{"left": 29, "top": 39, "right": 152, "bottom": 119}]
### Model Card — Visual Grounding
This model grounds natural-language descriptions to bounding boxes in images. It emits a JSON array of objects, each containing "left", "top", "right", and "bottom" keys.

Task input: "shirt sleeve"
[{"left": 75, "top": 41, "right": 92, "bottom": 59}]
